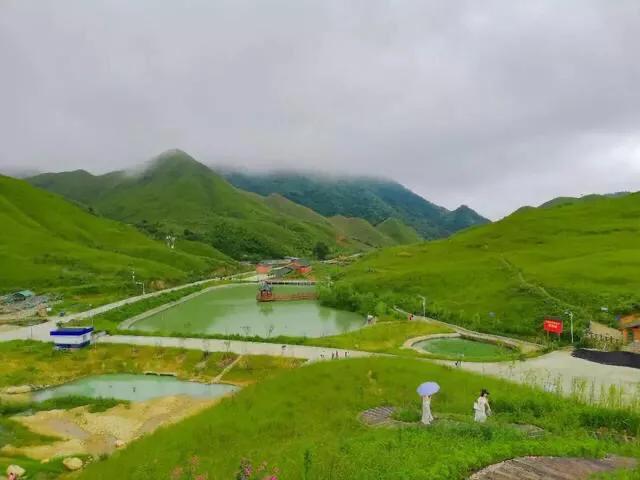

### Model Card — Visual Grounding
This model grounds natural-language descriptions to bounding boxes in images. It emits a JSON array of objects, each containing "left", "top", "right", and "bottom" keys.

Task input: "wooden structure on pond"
[{"left": 256, "top": 282, "right": 317, "bottom": 302}]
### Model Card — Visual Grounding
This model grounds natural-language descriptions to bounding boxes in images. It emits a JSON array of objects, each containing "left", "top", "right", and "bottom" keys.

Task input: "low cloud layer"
[{"left": 1, "top": 0, "right": 639, "bottom": 218}]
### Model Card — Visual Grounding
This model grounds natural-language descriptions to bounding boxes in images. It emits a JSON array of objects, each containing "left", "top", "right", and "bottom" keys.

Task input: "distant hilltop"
[{"left": 222, "top": 169, "right": 489, "bottom": 239}]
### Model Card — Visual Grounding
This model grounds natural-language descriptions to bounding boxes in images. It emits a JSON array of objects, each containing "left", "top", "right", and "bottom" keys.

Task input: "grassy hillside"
[
  {"left": 28, "top": 151, "right": 418, "bottom": 260},
  {"left": 0, "top": 175, "right": 233, "bottom": 298},
  {"left": 329, "top": 192, "right": 640, "bottom": 338},
  {"left": 223, "top": 170, "right": 489, "bottom": 238},
  {"left": 539, "top": 192, "right": 631, "bottom": 209},
  {"left": 78, "top": 356, "right": 640, "bottom": 479},
  {"left": 329, "top": 215, "right": 396, "bottom": 248},
  {"left": 376, "top": 217, "right": 422, "bottom": 244}
]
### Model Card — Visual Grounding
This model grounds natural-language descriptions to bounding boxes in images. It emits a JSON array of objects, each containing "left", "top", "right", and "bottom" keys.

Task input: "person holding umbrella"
[
  {"left": 417, "top": 382, "right": 440, "bottom": 425},
  {"left": 473, "top": 389, "right": 492, "bottom": 423}
]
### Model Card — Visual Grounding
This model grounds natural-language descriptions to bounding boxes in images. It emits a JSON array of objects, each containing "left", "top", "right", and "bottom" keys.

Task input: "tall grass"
[{"left": 78, "top": 357, "right": 640, "bottom": 480}]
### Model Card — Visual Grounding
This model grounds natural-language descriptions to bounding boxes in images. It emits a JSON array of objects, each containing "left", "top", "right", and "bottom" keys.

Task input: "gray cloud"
[{"left": 1, "top": 0, "right": 640, "bottom": 218}]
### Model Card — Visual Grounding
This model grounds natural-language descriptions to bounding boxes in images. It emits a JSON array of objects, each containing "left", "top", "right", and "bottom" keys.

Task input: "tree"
[{"left": 313, "top": 241, "right": 330, "bottom": 260}]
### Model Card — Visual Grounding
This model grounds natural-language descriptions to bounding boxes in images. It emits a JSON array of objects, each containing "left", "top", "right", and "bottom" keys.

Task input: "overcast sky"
[{"left": 1, "top": 1, "right": 640, "bottom": 219}]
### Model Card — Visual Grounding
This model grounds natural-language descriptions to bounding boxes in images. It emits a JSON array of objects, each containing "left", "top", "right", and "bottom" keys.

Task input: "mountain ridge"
[
  {"left": 27, "top": 150, "right": 420, "bottom": 259},
  {"left": 222, "top": 170, "right": 489, "bottom": 238}
]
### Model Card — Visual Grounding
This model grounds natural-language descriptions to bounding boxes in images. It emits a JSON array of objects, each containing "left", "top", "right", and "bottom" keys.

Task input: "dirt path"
[{"left": 1, "top": 395, "right": 220, "bottom": 460}]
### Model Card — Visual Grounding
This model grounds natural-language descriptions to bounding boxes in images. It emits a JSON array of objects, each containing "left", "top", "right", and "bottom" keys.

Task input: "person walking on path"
[
  {"left": 421, "top": 395, "right": 434, "bottom": 425},
  {"left": 474, "top": 389, "right": 492, "bottom": 423},
  {"left": 417, "top": 381, "right": 439, "bottom": 426}
]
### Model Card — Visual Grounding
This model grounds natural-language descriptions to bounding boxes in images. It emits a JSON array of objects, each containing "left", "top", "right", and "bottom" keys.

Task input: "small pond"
[
  {"left": 127, "top": 284, "right": 365, "bottom": 338},
  {"left": 414, "top": 337, "right": 514, "bottom": 360},
  {"left": 32, "top": 374, "right": 238, "bottom": 402}
]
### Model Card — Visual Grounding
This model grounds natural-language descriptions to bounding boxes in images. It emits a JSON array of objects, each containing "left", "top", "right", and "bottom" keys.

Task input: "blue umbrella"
[{"left": 417, "top": 382, "right": 440, "bottom": 396}]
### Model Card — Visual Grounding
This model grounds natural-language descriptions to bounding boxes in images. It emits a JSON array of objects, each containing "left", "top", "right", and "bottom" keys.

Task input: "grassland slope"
[
  {"left": 334, "top": 192, "right": 640, "bottom": 338},
  {"left": 375, "top": 217, "right": 422, "bottom": 244},
  {"left": 0, "top": 175, "right": 231, "bottom": 296},
  {"left": 77, "top": 356, "right": 639, "bottom": 480}
]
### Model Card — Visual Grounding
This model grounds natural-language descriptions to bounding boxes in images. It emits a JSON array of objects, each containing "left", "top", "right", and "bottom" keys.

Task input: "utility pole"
[
  {"left": 418, "top": 295, "right": 426, "bottom": 318},
  {"left": 565, "top": 310, "right": 574, "bottom": 344}
]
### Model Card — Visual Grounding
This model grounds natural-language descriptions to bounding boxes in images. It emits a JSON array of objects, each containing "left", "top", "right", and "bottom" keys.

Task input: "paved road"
[
  {"left": 99, "top": 335, "right": 370, "bottom": 361},
  {"left": 439, "top": 350, "right": 640, "bottom": 404}
]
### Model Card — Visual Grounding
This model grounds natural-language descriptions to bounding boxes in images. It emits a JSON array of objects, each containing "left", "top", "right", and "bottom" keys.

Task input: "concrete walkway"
[
  {"left": 439, "top": 350, "right": 640, "bottom": 404},
  {"left": 99, "top": 335, "right": 370, "bottom": 361}
]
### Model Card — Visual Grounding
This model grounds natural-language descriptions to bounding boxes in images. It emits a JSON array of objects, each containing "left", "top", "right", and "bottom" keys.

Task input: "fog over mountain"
[{"left": 1, "top": 1, "right": 640, "bottom": 219}]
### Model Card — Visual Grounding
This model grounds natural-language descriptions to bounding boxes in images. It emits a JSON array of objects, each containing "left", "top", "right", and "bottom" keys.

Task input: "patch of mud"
[{"left": 1, "top": 395, "right": 221, "bottom": 460}]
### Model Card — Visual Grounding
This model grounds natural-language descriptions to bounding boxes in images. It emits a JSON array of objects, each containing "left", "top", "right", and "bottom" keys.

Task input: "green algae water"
[
  {"left": 414, "top": 337, "right": 513, "bottom": 360},
  {"left": 32, "top": 374, "right": 238, "bottom": 402},
  {"left": 128, "top": 284, "right": 364, "bottom": 338}
]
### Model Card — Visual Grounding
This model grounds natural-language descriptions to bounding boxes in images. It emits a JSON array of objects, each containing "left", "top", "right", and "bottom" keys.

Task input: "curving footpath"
[{"left": 99, "top": 334, "right": 370, "bottom": 361}]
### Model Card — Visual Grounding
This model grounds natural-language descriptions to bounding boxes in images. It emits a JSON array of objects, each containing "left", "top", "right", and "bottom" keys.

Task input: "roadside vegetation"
[
  {"left": 0, "top": 341, "right": 235, "bottom": 388},
  {"left": 77, "top": 356, "right": 640, "bottom": 480}
]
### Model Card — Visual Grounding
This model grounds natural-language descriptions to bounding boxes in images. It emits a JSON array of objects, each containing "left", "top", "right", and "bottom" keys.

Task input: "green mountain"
[
  {"left": 331, "top": 191, "right": 640, "bottom": 338},
  {"left": 222, "top": 171, "right": 489, "bottom": 238},
  {"left": 375, "top": 217, "right": 422, "bottom": 244},
  {"left": 29, "top": 150, "right": 416, "bottom": 260},
  {"left": 0, "top": 174, "right": 233, "bottom": 296}
]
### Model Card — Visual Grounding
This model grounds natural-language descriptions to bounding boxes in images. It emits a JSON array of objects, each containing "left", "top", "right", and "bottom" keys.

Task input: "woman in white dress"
[
  {"left": 474, "top": 389, "right": 491, "bottom": 423},
  {"left": 421, "top": 395, "right": 434, "bottom": 425}
]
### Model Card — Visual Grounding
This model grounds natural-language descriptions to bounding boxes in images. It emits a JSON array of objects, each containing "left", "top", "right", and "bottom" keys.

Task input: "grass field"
[
  {"left": 75, "top": 356, "right": 640, "bottom": 479},
  {"left": 330, "top": 193, "right": 640, "bottom": 339},
  {"left": 0, "top": 342, "right": 304, "bottom": 478},
  {"left": 413, "top": 337, "right": 517, "bottom": 361}
]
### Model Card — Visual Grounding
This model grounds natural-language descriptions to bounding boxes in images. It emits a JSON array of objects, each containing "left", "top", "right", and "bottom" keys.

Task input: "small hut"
[{"left": 50, "top": 327, "right": 94, "bottom": 349}]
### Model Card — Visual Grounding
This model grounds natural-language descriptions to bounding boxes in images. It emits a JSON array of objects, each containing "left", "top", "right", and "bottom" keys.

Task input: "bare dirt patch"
[{"left": 1, "top": 395, "right": 221, "bottom": 460}]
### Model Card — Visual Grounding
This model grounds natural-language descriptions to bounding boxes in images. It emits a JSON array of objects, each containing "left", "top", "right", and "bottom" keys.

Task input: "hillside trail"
[{"left": 499, "top": 256, "right": 581, "bottom": 311}]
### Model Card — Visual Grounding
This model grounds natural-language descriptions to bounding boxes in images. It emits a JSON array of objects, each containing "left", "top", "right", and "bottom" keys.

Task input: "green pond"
[
  {"left": 32, "top": 374, "right": 238, "bottom": 402},
  {"left": 127, "top": 284, "right": 365, "bottom": 338},
  {"left": 414, "top": 337, "right": 513, "bottom": 359}
]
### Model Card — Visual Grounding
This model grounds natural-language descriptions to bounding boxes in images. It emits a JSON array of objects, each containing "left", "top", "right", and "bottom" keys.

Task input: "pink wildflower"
[{"left": 171, "top": 466, "right": 184, "bottom": 480}]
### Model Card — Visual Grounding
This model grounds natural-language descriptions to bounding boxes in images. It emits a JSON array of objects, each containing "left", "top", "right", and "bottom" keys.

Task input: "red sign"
[{"left": 543, "top": 318, "right": 563, "bottom": 334}]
